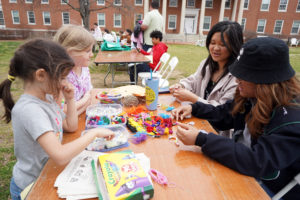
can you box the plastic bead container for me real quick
[86,104,123,129]
[81,125,129,152]
[96,92,122,104]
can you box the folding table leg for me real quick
[104,64,112,86]
[134,63,137,85]
[111,64,115,88]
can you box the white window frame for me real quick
[296,0,300,12]
[11,10,20,24]
[114,0,122,6]
[241,18,246,31]
[206,0,213,8]
[9,0,17,3]
[41,0,49,4]
[97,13,105,27]
[0,10,5,27]
[278,0,288,12]
[97,0,105,5]
[203,16,211,30]
[261,0,270,11]
[169,0,177,7]
[273,20,284,34]
[187,0,195,7]
[61,0,68,4]
[27,11,35,25]
[257,19,266,33]
[134,13,143,25]
[25,0,33,3]
[291,20,300,35]
[244,0,249,9]
[168,15,177,30]
[135,0,143,6]
[225,0,231,9]
[114,13,121,27]
[43,11,51,25]
[62,12,70,25]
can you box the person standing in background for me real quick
[141,0,163,51]
[93,23,103,45]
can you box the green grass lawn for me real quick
[0,40,299,200]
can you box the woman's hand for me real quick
[169,83,183,94]
[172,88,199,103]
[176,122,199,145]
[171,105,192,121]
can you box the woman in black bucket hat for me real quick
[171,37,300,200]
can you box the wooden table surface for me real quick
[26,89,270,200]
[94,50,151,64]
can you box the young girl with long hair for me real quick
[0,39,114,200]
[53,24,95,115]
[171,37,300,199]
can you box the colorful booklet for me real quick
[99,150,154,200]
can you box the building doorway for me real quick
[185,15,196,34]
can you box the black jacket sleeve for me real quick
[191,100,235,130]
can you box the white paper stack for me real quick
[54,150,151,200]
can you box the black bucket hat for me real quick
[229,37,295,84]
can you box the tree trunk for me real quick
[79,0,90,30]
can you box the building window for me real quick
[168,15,176,29]
[278,0,288,11]
[291,20,300,35]
[43,11,51,25]
[134,14,143,25]
[41,0,49,4]
[223,17,229,21]
[11,10,20,24]
[273,20,283,34]
[169,0,177,7]
[203,16,211,30]
[97,13,105,27]
[114,13,121,27]
[61,0,68,4]
[257,19,266,33]
[261,0,270,11]
[225,0,231,9]
[25,0,33,3]
[187,0,195,7]
[97,0,105,5]
[27,11,35,24]
[62,12,70,24]
[206,0,213,8]
[241,18,246,31]
[297,0,300,12]
[9,0,17,3]
[114,0,121,6]
[0,10,5,26]
[135,0,142,6]
[244,0,249,9]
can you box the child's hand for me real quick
[173,88,198,103]
[61,81,75,101]
[170,83,183,94]
[176,122,198,145]
[171,105,192,121]
[89,128,115,140]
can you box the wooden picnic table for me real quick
[26,89,270,200]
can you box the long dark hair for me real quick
[202,21,243,79]
[0,39,74,123]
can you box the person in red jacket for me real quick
[129,30,168,83]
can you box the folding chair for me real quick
[272,172,300,200]
[138,52,170,80]
[290,38,299,47]
[142,56,179,89]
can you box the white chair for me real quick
[272,172,300,200]
[142,56,179,89]
[138,52,170,80]
[290,38,299,47]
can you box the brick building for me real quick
[0,0,299,42]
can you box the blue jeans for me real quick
[10,177,22,200]
[129,63,151,82]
